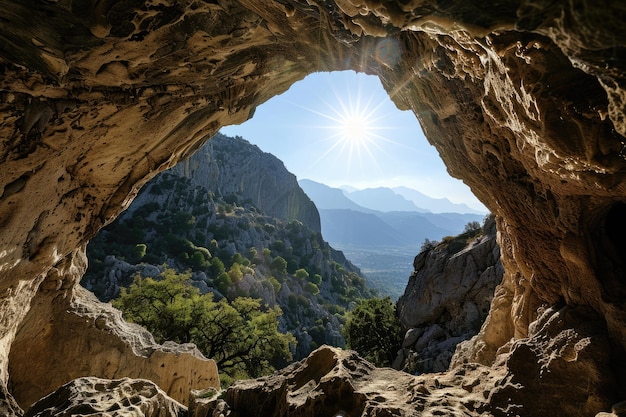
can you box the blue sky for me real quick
[221,70,487,212]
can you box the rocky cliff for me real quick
[396,216,503,374]
[2,0,626,415]
[172,133,321,233]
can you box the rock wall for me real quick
[396,217,503,373]
[1,0,626,415]
[172,133,321,233]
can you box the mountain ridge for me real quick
[84,133,375,360]
[298,179,486,248]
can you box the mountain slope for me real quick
[298,179,374,212]
[173,134,321,232]
[83,133,375,360]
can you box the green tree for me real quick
[191,250,210,270]
[294,268,309,281]
[228,263,244,283]
[131,244,147,263]
[113,268,295,380]
[210,257,225,276]
[464,221,481,233]
[270,256,287,277]
[342,297,402,367]
[304,282,320,296]
[310,274,322,286]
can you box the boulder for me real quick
[24,377,186,417]
[8,250,219,410]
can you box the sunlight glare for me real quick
[306,76,400,178]
[339,112,372,143]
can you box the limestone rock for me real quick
[173,133,321,233]
[199,325,618,417]
[396,216,503,373]
[2,0,626,414]
[487,305,617,416]
[24,377,186,417]
[199,345,502,417]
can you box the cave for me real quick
[2,0,626,416]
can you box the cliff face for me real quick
[2,0,626,415]
[396,217,503,374]
[171,133,321,233]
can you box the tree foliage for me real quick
[113,268,296,381]
[342,297,402,367]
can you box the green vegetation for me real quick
[342,297,402,367]
[420,219,486,255]
[113,268,295,384]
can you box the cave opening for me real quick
[78,67,496,384]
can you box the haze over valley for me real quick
[298,179,487,299]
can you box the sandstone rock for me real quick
[2,0,626,414]
[24,377,186,417]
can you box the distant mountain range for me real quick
[391,186,486,215]
[298,180,487,248]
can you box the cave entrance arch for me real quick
[2,0,626,414]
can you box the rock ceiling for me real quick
[1,0,626,415]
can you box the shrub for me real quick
[342,297,402,367]
[305,282,320,296]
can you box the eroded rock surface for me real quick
[199,345,502,417]
[2,0,626,415]
[25,377,186,417]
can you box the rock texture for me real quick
[172,133,321,233]
[25,377,186,417]
[1,0,626,415]
[200,345,505,417]
[396,216,503,373]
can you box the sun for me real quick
[338,111,374,143]
[314,87,394,171]
[276,71,399,178]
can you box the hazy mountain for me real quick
[299,180,485,244]
[393,186,487,214]
[318,209,410,247]
[375,211,459,243]
[298,179,373,212]
[299,180,487,299]
[339,184,358,193]
[344,187,427,213]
